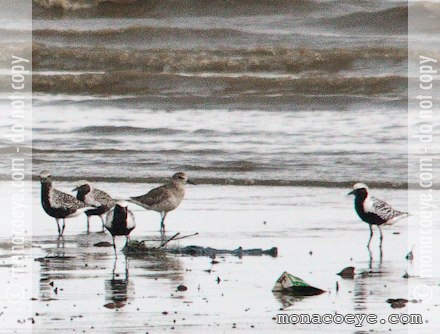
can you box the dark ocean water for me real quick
[1,0,439,187]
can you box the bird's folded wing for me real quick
[367,197,406,221]
[92,189,115,207]
[130,185,172,207]
[52,189,87,209]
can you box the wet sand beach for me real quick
[1,182,439,333]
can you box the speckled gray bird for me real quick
[129,172,195,232]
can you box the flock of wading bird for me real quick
[39,171,409,254]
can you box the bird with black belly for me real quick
[73,181,116,232]
[39,171,94,237]
[104,201,136,255]
[348,183,409,247]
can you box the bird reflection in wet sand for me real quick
[353,247,385,312]
[367,246,383,271]
[104,255,131,310]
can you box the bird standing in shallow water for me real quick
[104,201,136,255]
[128,172,195,232]
[348,183,409,247]
[73,181,116,232]
[39,171,93,237]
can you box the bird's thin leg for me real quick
[378,225,384,248]
[367,224,373,248]
[125,236,129,248]
[56,219,61,237]
[112,236,117,258]
[160,212,167,233]
[100,215,105,231]
[379,246,383,267]
[87,215,90,233]
[61,219,66,236]
[367,246,373,270]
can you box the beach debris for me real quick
[336,281,339,292]
[125,240,278,258]
[177,285,187,291]
[402,271,410,279]
[386,298,408,308]
[128,232,199,253]
[174,245,278,257]
[94,241,113,247]
[337,267,355,279]
[272,272,325,296]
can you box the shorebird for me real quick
[39,171,94,237]
[348,183,409,247]
[128,172,195,232]
[104,201,136,254]
[73,181,116,232]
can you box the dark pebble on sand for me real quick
[337,267,355,279]
[177,285,187,291]
[103,303,116,309]
[94,242,113,247]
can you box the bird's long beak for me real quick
[187,180,196,185]
[72,187,78,192]
[347,190,355,196]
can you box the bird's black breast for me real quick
[106,209,134,236]
[354,198,386,225]
[85,206,106,217]
[41,183,77,219]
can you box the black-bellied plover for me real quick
[128,172,195,232]
[104,201,136,254]
[348,183,409,247]
[39,171,94,237]
[73,181,116,232]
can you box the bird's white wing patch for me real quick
[104,209,114,229]
[127,210,136,229]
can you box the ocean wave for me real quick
[318,6,408,34]
[24,173,409,189]
[32,148,227,155]
[33,25,252,40]
[33,0,328,18]
[33,43,406,74]
[32,71,406,97]
[69,125,185,136]
[33,0,93,11]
